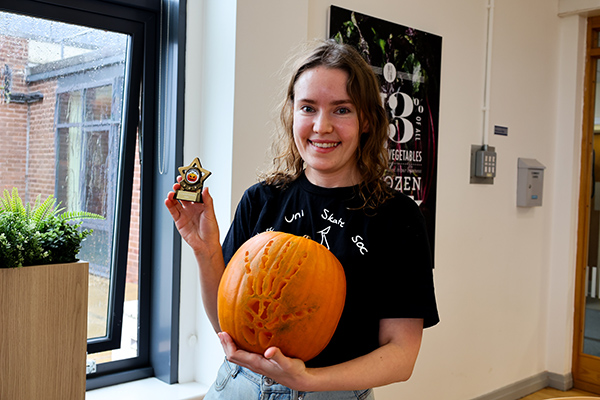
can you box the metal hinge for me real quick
[86,358,97,374]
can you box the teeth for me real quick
[311,141,339,148]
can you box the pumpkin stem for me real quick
[302,235,311,240]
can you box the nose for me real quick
[313,111,333,134]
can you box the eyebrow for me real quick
[296,98,354,106]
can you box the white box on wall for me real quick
[517,158,546,207]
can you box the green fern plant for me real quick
[0,188,104,268]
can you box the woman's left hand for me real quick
[218,332,309,390]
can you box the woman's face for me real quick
[292,66,362,188]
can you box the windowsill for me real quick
[85,378,209,400]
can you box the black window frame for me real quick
[0,0,186,389]
[55,79,123,316]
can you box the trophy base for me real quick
[174,190,202,203]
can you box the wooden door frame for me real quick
[573,15,600,393]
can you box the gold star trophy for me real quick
[174,157,212,203]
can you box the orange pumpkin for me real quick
[217,231,346,361]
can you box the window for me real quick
[56,80,126,344]
[0,0,186,389]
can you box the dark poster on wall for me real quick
[329,6,442,255]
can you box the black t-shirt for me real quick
[222,173,439,368]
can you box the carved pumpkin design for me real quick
[217,231,346,361]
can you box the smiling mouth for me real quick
[309,140,339,149]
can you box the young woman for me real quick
[165,39,439,400]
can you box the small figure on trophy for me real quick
[174,157,212,203]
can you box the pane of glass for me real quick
[56,126,80,211]
[84,129,109,215]
[585,58,600,357]
[90,141,141,363]
[85,85,112,122]
[57,91,82,124]
[0,11,139,365]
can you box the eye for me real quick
[300,105,315,113]
[335,107,352,115]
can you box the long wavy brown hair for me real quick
[261,39,392,210]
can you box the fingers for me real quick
[264,346,281,360]
[264,347,294,372]
[164,184,203,221]
[218,331,284,369]
[164,192,182,219]
[201,187,216,216]
[170,176,182,192]
[165,184,210,211]
[218,332,305,389]
[218,332,261,370]
[164,178,182,210]
[218,332,237,356]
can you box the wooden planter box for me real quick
[0,261,89,400]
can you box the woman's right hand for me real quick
[164,177,221,260]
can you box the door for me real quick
[574,16,600,393]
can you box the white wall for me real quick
[180,0,589,398]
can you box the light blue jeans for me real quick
[204,359,375,400]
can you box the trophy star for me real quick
[178,157,212,189]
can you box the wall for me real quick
[181,0,586,399]
[0,35,57,203]
[0,36,28,195]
